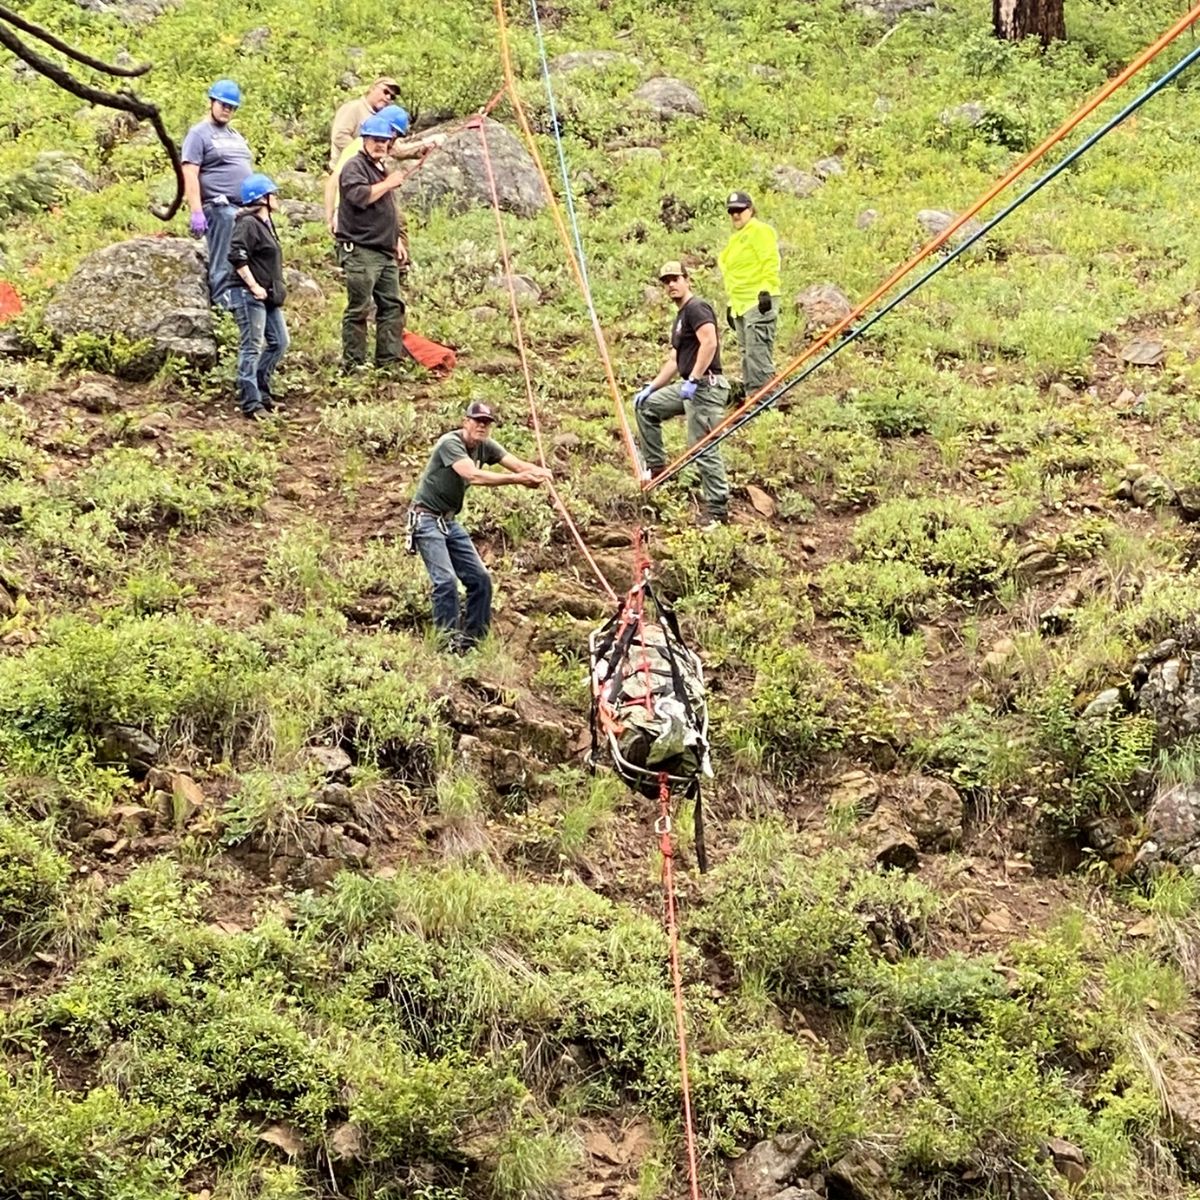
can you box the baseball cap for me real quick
[465,400,497,423]
[726,190,753,211]
[658,260,687,282]
[374,76,400,92]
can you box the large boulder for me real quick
[795,283,852,332]
[398,117,544,218]
[1135,639,1200,745]
[549,50,630,73]
[43,237,215,369]
[634,77,705,120]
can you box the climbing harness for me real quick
[588,569,711,871]
[646,0,1200,492]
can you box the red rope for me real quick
[473,115,618,605]
[658,772,703,1200]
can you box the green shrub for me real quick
[818,559,943,633]
[852,497,1012,597]
[0,813,70,952]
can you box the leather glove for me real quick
[679,380,698,400]
[726,307,735,331]
[757,290,772,314]
[189,210,208,236]
[633,384,655,408]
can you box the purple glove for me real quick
[679,379,698,400]
[188,210,208,236]
[633,384,654,409]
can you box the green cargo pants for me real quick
[733,297,778,395]
[339,242,405,369]
[635,376,730,519]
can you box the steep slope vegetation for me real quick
[4,1,1200,1198]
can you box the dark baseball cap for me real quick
[726,190,753,211]
[465,400,497,423]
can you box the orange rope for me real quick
[649,0,1200,487]
[658,772,703,1200]
[473,116,619,605]
[493,0,643,485]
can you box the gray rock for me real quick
[827,1146,895,1199]
[1120,336,1165,367]
[1130,471,1177,509]
[1138,783,1200,866]
[1081,687,1123,722]
[279,199,325,226]
[469,305,500,322]
[338,72,361,91]
[1138,652,1200,745]
[856,209,879,229]
[812,156,845,178]
[240,25,270,51]
[44,237,215,369]
[489,272,541,305]
[730,1134,814,1200]
[72,0,179,24]
[398,117,545,218]
[772,165,822,198]
[633,77,705,120]
[98,724,160,776]
[857,0,934,24]
[900,777,963,851]
[774,1191,821,1200]
[33,151,98,195]
[0,331,26,358]
[283,267,324,301]
[750,64,783,81]
[795,283,852,331]
[549,50,628,73]
[69,379,120,413]
[307,745,353,777]
[861,801,919,872]
[917,208,987,250]
[941,101,986,127]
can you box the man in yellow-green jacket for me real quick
[716,190,781,396]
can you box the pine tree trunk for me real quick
[993,0,1066,45]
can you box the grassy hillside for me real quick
[5,0,1200,1197]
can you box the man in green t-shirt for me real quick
[409,401,552,650]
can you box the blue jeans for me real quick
[413,514,493,647]
[203,200,237,309]
[229,289,289,413]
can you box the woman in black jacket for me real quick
[227,173,289,420]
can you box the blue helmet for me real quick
[359,113,397,139]
[208,79,242,107]
[375,104,410,136]
[240,173,278,205]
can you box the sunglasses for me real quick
[727,207,748,215]
[382,88,396,98]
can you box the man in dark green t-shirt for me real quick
[410,400,552,650]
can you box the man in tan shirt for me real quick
[329,76,399,169]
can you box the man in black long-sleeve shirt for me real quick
[335,113,407,371]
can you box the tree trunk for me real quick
[993,0,1066,45]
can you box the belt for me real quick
[411,504,448,517]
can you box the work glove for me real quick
[679,380,698,400]
[633,384,655,408]
[726,307,735,331]
[188,210,208,236]
[757,290,772,315]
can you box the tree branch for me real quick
[0,3,150,77]
[0,20,183,220]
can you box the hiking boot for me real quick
[699,510,728,532]
[242,406,268,422]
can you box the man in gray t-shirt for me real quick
[182,80,255,310]
[409,400,551,651]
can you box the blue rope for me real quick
[649,39,1200,490]
[528,0,596,301]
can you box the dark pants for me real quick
[202,200,236,309]
[413,513,493,648]
[229,288,289,414]
[339,243,405,368]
